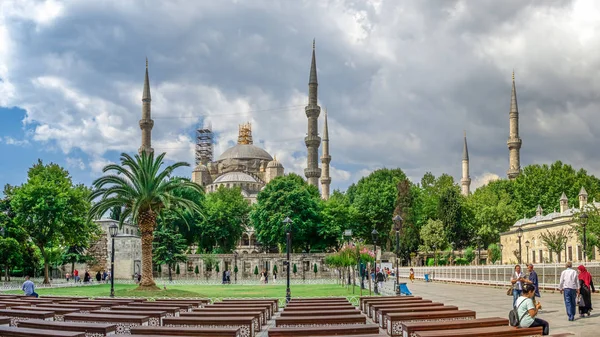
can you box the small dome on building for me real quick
[193,164,208,172]
[213,172,259,183]
[217,144,273,161]
[267,156,283,168]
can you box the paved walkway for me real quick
[381,279,597,337]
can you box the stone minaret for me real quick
[461,131,471,196]
[304,39,322,187]
[579,186,588,208]
[139,59,154,155]
[560,192,569,213]
[320,108,331,200]
[507,71,521,179]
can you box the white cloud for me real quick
[89,156,114,175]
[472,172,501,190]
[2,136,29,146]
[65,157,86,170]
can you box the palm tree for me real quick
[89,152,203,289]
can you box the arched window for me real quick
[242,234,250,246]
[250,234,257,247]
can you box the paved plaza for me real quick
[380,279,596,336]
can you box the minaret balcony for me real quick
[139,119,154,129]
[304,167,322,178]
[507,168,520,179]
[305,105,321,118]
[506,137,521,149]
[305,135,321,147]
[320,177,332,185]
[320,156,331,164]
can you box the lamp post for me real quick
[393,215,402,294]
[580,212,588,263]
[371,229,379,294]
[344,229,352,286]
[433,245,437,266]
[108,224,118,298]
[283,217,293,303]
[499,243,504,265]
[516,227,523,265]
[301,250,307,282]
[525,240,530,264]
[234,251,238,284]
[476,236,481,265]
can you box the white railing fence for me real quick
[397,262,600,290]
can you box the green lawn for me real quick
[3,283,368,300]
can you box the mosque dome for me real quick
[213,172,259,183]
[193,164,208,172]
[267,157,283,168]
[217,144,273,162]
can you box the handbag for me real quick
[577,294,584,307]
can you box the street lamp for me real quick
[344,229,352,286]
[393,215,403,294]
[516,227,523,265]
[301,250,307,282]
[525,240,530,264]
[499,243,504,265]
[371,229,379,294]
[282,217,293,303]
[234,251,238,284]
[476,236,481,265]
[108,224,118,298]
[580,212,588,263]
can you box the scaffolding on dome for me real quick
[237,122,253,145]
[195,123,214,165]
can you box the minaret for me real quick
[507,71,521,179]
[320,108,331,200]
[304,39,322,187]
[139,58,154,155]
[579,186,588,208]
[461,131,471,196]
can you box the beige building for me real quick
[500,187,597,265]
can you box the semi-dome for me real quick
[213,172,259,183]
[217,144,273,161]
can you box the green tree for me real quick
[417,173,456,226]
[539,228,572,263]
[159,183,204,247]
[60,245,93,275]
[0,237,22,281]
[348,169,407,248]
[175,264,180,275]
[487,243,502,264]
[320,190,355,251]
[313,263,318,276]
[194,265,199,276]
[10,160,95,284]
[250,174,321,251]
[199,187,250,253]
[152,226,188,281]
[419,219,447,253]
[293,264,297,275]
[89,152,203,289]
[273,265,278,274]
[463,247,476,264]
[394,179,420,260]
[437,187,471,248]
[254,265,259,276]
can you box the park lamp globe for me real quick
[393,215,403,232]
[516,227,523,238]
[371,229,379,243]
[580,212,588,227]
[109,224,118,238]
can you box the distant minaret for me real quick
[507,71,521,179]
[461,131,471,196]
[320,108,331,200]
[139,59,154,155]
[304,39,322,187]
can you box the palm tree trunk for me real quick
[138,210,159,290]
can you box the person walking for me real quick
[516,284,550,335]
[409,268,415,283]
[559,261,580,321]
[73,269,80,283]
[511,265,526,307]
[376,268,385,294]
[577,265,595,317]
[95,271,101,283]
[527,264,540,299]
[83,270,91,283]
[22,276,38,298]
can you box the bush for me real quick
[194,265,199,275]
[426,258,435,266]
[175,264,180,275]
[273,265,278,274]
[454,257,470,265]
[234,265,238,273]
[254,265,259,276]
[464,247,476,264]
[313,263,318,274]
[293,264,297,274]
[215,264,220,273]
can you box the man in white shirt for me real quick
[558,261,580,321]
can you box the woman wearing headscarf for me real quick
[577,265,595,317]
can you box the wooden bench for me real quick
[15,298,55,304]
[151,299,208,308]
[401,317,509,337]
[130,326,241,337]
[18,320,117,336]
[368,300,434,318]
[414,326,543,337]
[0,326,85,337]
[290,297,347,301]
[286,301,350,307]
[0,309,54,327]
[11,306,80,322]
[0,301,30,308]
[209,303,272,319]
[275,315,366,328]
[268,323,380,337]
[360,295,410,310]
[221,298,279,312]
[279,309,360,317]
[127,302,192,313]
[0,317,9,326]
[59,301,117,310]
[36,303,103,313]
[385,310,476,337]
[111,305,180,317]
[90,309,166,327]
[192,307,265,326]
[378,305,458,328]
[362,297,422,314]
[64,313,149,335]
[282,305,355,313]
[163,316,255,337]
[180,311,262,332]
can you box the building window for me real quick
[187,261,194,272]
[568,246,573,261]
[539,250,543,263]
[532,251,536,264]
[577,245,583,261]
[592,247,597,261]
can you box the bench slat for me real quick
[402,317,508,336]
[268,323,380,337]
[131,326,241,336]
[415,326,543,337]
[17,320,117,334]
[0,326,85,337]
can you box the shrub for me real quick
[175,264,180,275]
[254,265,259,276]
[194,265,199,275]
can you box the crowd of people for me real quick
[65,269,111,284]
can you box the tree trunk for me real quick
[40,247,50,284]
[71,262,75,275]
[138,210,159,290]
[168,264,173,282]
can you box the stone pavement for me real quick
[381,279,597,337]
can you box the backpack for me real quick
[508,298,529,327]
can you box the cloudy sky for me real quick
[2,0,600,193]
